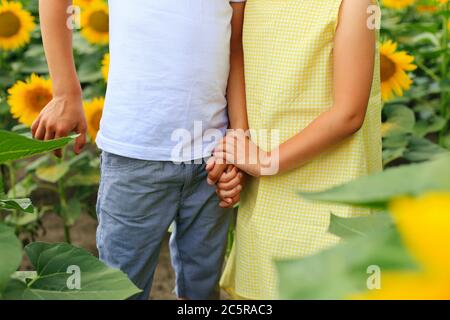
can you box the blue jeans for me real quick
[96,151,231,300]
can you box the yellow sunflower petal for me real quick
[80,0,109,45]
[7,74,53,127]
[0,0,35,51]
[83,97,104,141]
[389,192,450,275]
[380,40,416,101]
[351,272,450,300]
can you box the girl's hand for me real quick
[213,131,276,177]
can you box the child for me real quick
[209,0,382,299]
[34,0,246,299]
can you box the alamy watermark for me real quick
[66,265,81,290]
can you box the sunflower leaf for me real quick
[0,130,76,164]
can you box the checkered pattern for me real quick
[220,0,382,300]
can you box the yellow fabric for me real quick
[220,0,382,300]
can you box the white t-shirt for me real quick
[96,0,245,162]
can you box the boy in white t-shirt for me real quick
[34,0,247,299]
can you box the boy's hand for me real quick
[216,166,244,208]
[31,93,87,157]
[206,159,228,185]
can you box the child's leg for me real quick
[96,152,183,300]
[170,163,231,300]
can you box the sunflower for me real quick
[380,40,417,101]
[0,0,35,51]
[383,0,416,9]
[80,0,109,45]
[83,97,104,141]
[73,0,95,8]
[353,192,450,300]
[416,0,449,12]
[101,52,109,82]
[7,74,52,127]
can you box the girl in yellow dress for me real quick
[209,0,382,299]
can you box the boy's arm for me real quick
[207,2,248,186]
[32,0,86,155]
[227,2,249,132]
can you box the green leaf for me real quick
[62,198,81,226]
[3,242,141,300]
[0,130,75,164]
[0,224,22,293]
[382,104,415,138]
[10,271,37,283]
[404,137,448,163]
[25,155,51,172]
[414,116,447,137]
[36,163,70,183]
[382,147,406,166]
[7,175,37,198]
[383,133,410,149]
[328,213,393,239]
[276,226,416,300]
[4,211,39,227]
[78,57,103,83]
[300,154,450,208]
[0,198,34,213]
[66,171,100,187]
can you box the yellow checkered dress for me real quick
[220,0,382,299]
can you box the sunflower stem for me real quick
[415,58,440,82]
[5,161,19,223]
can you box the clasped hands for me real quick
[206,130,272,208]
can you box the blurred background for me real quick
[0,0,449,300]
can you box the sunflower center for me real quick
[26,87,52,113]
[0,11,22,38]
[88,10,109,33]
[380,54,397,82]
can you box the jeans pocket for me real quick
[101,151,145,172]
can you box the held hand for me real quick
[216,166,244,208]
[31,93,87,157]
[206,158,228,185]
[213,131,275,177]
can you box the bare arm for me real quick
[207,2,247,206]
[32,0,86,154]
[227,2,248,132]
[274,0,376,174]
[214,0,376,177]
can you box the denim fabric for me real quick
[96,151,230,300]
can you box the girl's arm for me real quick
[275,0,375,174]
[215,0,376,176]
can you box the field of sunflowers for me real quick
[0,0,449,300]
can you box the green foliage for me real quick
[277,213,416,300]
[0,224,22,294]
[3,242,141,300]
[381,3,450,164]
[279,155,450,300]
[299,153,450,208]
[0,129,139,301]
[0,130,75,164]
